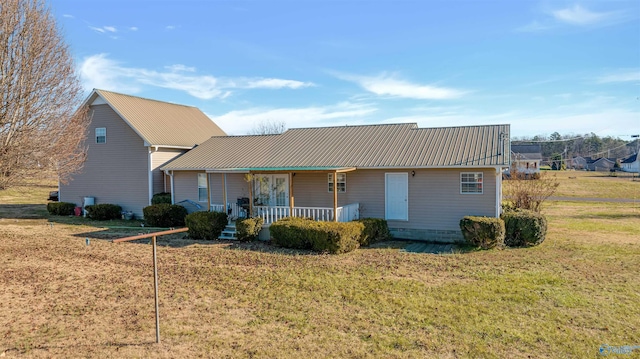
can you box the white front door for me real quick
[385,173,408,221]
[255,174,289,206]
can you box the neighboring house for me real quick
[60,89,226,217]
[571,156,591,170]
[510,144,542,174]
[162,123,511,243]
[587,157,616,172]
[621,154,639,173]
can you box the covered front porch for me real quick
[205,167,360,225]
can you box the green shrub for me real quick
[459,216,505,249]
[502,209,548,247]
[185,211,228,240]
[151,192,172,205]
[143,204,188,227]
[236,217,264,241]
[269,217,311,249]
[355,218,391,246]
[85,204,122,220]
[46,202,76,216]
[270,217,364,254]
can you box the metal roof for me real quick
[162,123,510,171]
[88,89,227,147]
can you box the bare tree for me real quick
[249,119,286,135]
[0,0,89,190]
[503,169,560,212]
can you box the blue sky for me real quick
[51,0,639,138]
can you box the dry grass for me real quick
[1,180,639,358]
[516,170,640,199]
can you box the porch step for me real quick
[219,223,237,240]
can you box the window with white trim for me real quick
[460,172,483,194]
[197,173,208,202]
[328,173,346,193]
[95,127,106,144]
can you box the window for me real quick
[198,173,208,202]
[328,173,346,193]
[460,172,483,194]
[95,127,106,144]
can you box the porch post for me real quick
[222,173,227,211]
[248,173,253,217]
[333,170,338,222]
[289,172,294,218]
[206,173,211,211]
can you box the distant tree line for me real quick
[512,132,637,164]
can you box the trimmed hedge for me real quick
[270,217,364,254]
[502,209,548,247]
[47,202,76,216]
[236,217,264,241]
[143,204,188,227]
[459,216,505,249]
[185,211,228,240]
[355,218,391,246]
[85,204,122,220]
[151,192,172,205]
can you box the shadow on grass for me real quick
[223,240,321,256]
[0,204,48,219]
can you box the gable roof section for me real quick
[163,123,510,171]
[511,144,542,161]
[622,154,637,164]
[87,89,226,148]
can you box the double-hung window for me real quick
[198,173,208,202]
[460,172,483,194]
[95,127,106,144]
[328,173,346,193]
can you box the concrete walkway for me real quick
[402,242,459,254]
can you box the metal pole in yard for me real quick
[152,235,160,344]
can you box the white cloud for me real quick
[208,102,377,135]
[552,4,611,25]
[166,25,177,30]
[129,26,138,31]
[243,78,313,89]
[519,4,630,32]
[165,64,196,72]
[333,72,466,100]
[596,69,640,83]
[89,26,105,33]
[89,25,117,34]
[63,14,74,19]
[79,54,315,99]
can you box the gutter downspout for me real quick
[148,148,154,205]
[164,170,175,204]
[495,167,501,218]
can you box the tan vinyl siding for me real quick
[172,171,201,205]
[292,172,350,208]
[346,169,496,231]
[151,148,185,195]
[294,169,496,231]
[59,104,149,217]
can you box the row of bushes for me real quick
[47,202,76,216]
[459,209,547,249]
[46,202,123,220]
[269,217,391,254]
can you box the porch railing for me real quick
[212,202,360,224]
